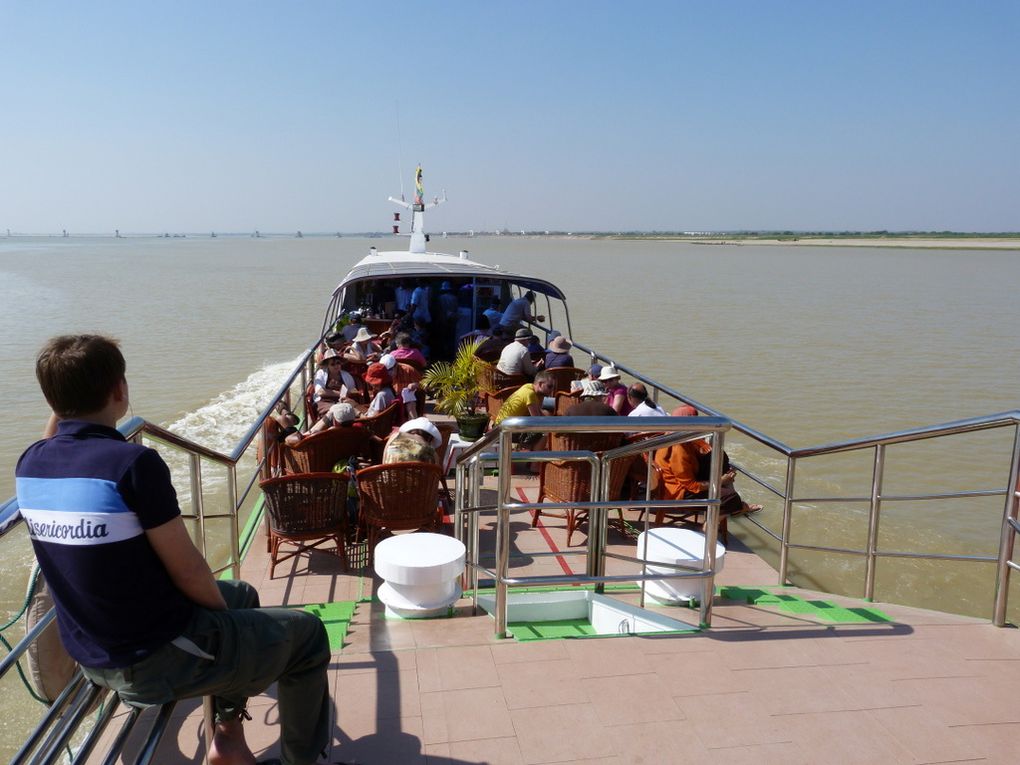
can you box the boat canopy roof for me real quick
[331,249,567,301]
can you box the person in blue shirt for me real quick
[16,335,331,765]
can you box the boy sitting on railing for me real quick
[16,335,333,765]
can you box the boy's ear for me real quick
[111,378,129,403]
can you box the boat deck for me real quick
[120,475,1020,765]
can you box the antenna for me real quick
[395,102,405,201]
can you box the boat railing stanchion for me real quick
[778,457,797,586]
[585,455,604,586]
[699,430,724,628]
[470,454,483,609]
[864,444,886,601]
[495,428,514,638]
[189,453,207,559]
[227,463,240,579]
[993,424,1020,625]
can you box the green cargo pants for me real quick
[82,580,330,765]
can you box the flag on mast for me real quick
[414,165,424,206]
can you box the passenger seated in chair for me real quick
[284,402,363,446]
[570,363,608,400]
[654,405,762,517]
[474,325,511,364]
[343,327,380,363]
[626,383,667,417]
[314,348,359,415]
[380,353,421,419]
[359,362,396,417]
[382,417,442,465]
[494,370,556,449]
[497,328,544,377]
[389,332,428,369]
[544,334,575,369]
[16,335,331,765]
[599,365,632,415]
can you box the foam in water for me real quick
[158,355,304,501]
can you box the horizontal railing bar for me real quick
[793,489,1006,504]
[790,410,1020,458]
[732,468,786,497]
[0,607,55,680]
[873,550,997,563]
[570,338,790,453]
[1008,560,1020,572]
[70,691,122,764]
[786,542,867,556]
[500,571,713,587]
[499,415,731,435]
[740,515,783,542]
[504,499,721,512]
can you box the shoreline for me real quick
[603,235,1020,250]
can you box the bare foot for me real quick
[740,503,763,515]
[208,718,257,765]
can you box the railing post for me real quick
[864,444,886,601]
[495,429,513,638]
[227,463,240,579]
[189,454,207,559]
[585,457,604,584]
[778,456,797,586]
[993,425,1020,625]
[700,429,723,628]
[470,455,483,606]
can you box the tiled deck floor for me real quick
[116,476,1020,764]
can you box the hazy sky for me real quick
[2,2,1017,233]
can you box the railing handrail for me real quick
[569,339,1020,461]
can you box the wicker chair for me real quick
[259,472,349,578]
[553,390,582,415]
[544,367,586,393]
[535,431,636,546]
[484,385,520,425]
[282,426,372,474]
[476,362,526,394]
[356,462,445,562]
[360,400,401,439]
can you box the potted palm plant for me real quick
[421,337,490,441]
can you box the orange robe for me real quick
[653,441,703,499]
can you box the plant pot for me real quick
[455,413,489,442]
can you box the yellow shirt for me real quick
[494,384,540,425]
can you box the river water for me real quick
[1,234,1019,751]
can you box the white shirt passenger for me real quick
[496,341,538,376]
[627,400,667,417]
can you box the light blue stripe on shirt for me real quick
[15,476,130,515]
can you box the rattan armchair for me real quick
[545,367,585,392]
[484,385,520,425]
[476,362,526,394]
[535,431,636,546]
[259,472,350,578]
[356,462,445,562]
[282,426,372,474]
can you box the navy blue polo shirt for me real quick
[16,420,195,668]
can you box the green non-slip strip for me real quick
[302,601,358,651]
[718,586,893,623]
[508,619,597,641]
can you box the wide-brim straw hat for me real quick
[353,327,377,344]
[598,364,621,382]
[398,417,442,448]
[320,348,342,365]
[548,336,572,353]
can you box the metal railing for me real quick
[453,415,732,638]
[566,336,1020,625]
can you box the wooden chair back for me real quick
[544,367,585,393]
[282,426,371,474]
[553,390,582,416]
[356,461,445,559]
[259,472,349,577]
[360,400,401,439]
[484,385,520,423]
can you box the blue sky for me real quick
[1,1,1017,232]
